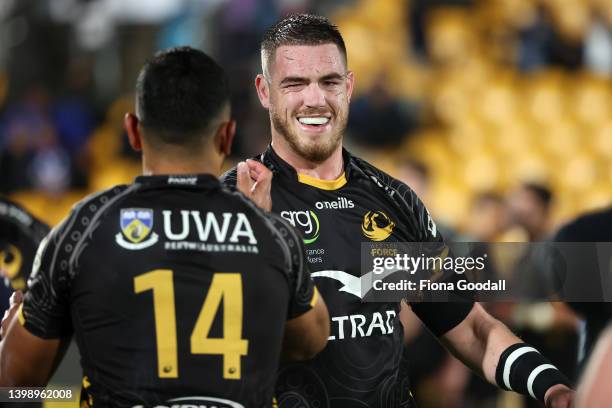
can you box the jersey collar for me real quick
[261,145,355,191]
[134,173,220,189]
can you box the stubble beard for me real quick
[270,108,346,164]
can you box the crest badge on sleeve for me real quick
[116,208,159,250]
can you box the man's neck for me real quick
[271,139,344,180]
[142,151,220,177]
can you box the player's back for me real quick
[22,174,313,408]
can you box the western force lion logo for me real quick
[361,210,395,241]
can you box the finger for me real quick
[9,290,23,307]
[246,160,271,180]
[245,159,263,175]
[251,167,272,193]
[236,162,254,195]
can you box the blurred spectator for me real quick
[517,4,583,71]
[465,192,507,242]
[395,158,429,198]
[348,75,417,149]
[395,158,462,241]
[507,182,553,241]
[408,0,474,60]
[0,85,66,193]
[29,130,71,194]
[0,132,34,193]
[584,10,612,76]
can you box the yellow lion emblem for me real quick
[362,211,395,241]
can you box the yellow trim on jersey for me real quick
[310,287,319,307]
[297,172,347,190]
[17,304,25,326]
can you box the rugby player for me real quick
[222,14,574,407]
[0,197,49,314]
[0,46,329,407]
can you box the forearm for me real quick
[441,303,573,406]
[441,303,520,384]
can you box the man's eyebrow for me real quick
[319,73,345,81]
[280,76,309,85]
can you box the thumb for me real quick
[10,290,23,307]
[236,162,254,196]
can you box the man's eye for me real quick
[285,83,303,88]
[324,81,340,87]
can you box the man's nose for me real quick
[303,82,326,108]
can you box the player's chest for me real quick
[271,183,410,266]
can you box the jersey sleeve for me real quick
[267,213,316,319]
[20,218,74,339]
[410,302,475,336]
[408,199,475,335]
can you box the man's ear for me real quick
[214,119,236,157]
[124,113,142,151]
[345,71,355,103]
[255,74,270,109]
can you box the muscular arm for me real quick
[0,304,68,386]
[282,288,330,361]
[440,303,572,406]
[440,303,518,382]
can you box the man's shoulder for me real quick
[47,184,134,249]
[348,153,424,212]
[348,151,441,241]
[555,207,612,242]
[0,196,50,239]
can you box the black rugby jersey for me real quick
[0,197,49,311]
[222,146,474,408]
[554,207,612,366]
[19,174,315,408]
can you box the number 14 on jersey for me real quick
[134,270,249,380]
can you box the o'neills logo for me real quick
[315,196,354,210]
[362,210,395,241]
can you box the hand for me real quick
[1,290,23,339]
[545,384,574,408]
[236,159,273,212]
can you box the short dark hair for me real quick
[261,14,347,76]
[522,182,553,208]
[136,46,230,147]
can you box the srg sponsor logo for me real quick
[280,210,320,244]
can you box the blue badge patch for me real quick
[120,208,153,243]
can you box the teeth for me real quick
[298,117,330,125]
